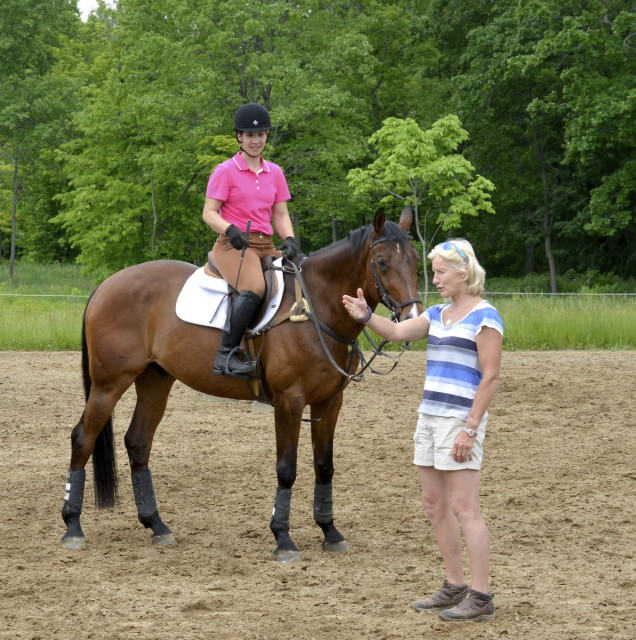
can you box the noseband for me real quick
[370,237,421,320]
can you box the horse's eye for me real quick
[376,257,387,269]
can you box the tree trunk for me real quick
[543,216,558,294]
[150,174,157,250]
[535,127,558,293]
[524,242,536,274]
[411,201,429,306]
[9,157,19,280]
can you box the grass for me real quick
[1,262,635,351]
[360,293,636,351]
[0,296,88,350]
[0,263,94,350]
[491,294,636,350]
[0,263,97,295]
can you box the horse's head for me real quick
[367,206,422,321]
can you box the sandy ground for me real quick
[0,350,634,640]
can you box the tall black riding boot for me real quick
[213,290,262,378]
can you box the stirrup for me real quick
[214,347,253,379]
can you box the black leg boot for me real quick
[213,290,262,378]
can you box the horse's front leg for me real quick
[269,394,304,562]
[125,368,176,545]
[311,394,349,553]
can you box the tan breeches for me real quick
[212,233,281,298]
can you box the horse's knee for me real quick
[314,457,334,484]
[275,462,296,488]
[70,421,85,448]
[69,420,96,467]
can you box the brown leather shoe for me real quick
[413,579,469,611]
[439,588,495,622]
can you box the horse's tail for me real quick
[82,290,119,509]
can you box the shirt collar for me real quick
[232,152,271,173]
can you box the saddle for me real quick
[203,252,281,326]
[175,253,311,405]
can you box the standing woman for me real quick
[342,239,503,622]
[202,103,299,378]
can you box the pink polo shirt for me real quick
[205,152,292,235]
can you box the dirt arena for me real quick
[0,350,634,639]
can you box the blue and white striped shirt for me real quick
[417,301,504,420]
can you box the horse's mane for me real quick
[310,220,410,258]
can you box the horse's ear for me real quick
[398,204,413,232]
[373,208,386,234]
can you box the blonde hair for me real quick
[427,238,486,295]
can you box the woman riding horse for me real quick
[202,103,299,378]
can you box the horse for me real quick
[61,207,422,561]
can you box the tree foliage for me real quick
[2,0,635,284]
[0,0,80,273]
[431,0,636,288]
[347,115,495,297]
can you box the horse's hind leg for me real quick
[125,364,176,545]
[62,383,131,549]
[311,395,349,553]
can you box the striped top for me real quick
[417,300,504,420]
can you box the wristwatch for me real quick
[462,426,477,437]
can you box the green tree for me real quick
[54,0,393,275]
[0,0,80,275]
[19,11,117,263]
[440,0,636,285]
[54,0,220,278]
[554,4,636,276]
[347,115,495,301]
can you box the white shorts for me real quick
[413,413,487,471]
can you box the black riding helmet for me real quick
[233,103,271,132]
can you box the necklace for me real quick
[444,305,454,326]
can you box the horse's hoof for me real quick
[152,533,176,546]
[61,535,86,550]
[275,548,301,563]
[322,540,349,553]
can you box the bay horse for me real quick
[61,207,421,561]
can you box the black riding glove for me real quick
[225,224,249,251]
[277,236,301,259]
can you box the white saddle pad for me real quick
[175,258,285,332]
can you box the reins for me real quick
[282,257,365,382]
[246,232,420,421]
[274,233,419,382]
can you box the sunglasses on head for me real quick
[437,241,469,264]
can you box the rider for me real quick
[202,103,300,378]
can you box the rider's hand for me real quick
[225,224,249,251]
[276,236,302,259]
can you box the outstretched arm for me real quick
[342,288,429,342]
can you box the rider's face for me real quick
[238,131,268,156]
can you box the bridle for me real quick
[260,235,421,422]
[278,234,421,381]
[369,237,422,320]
